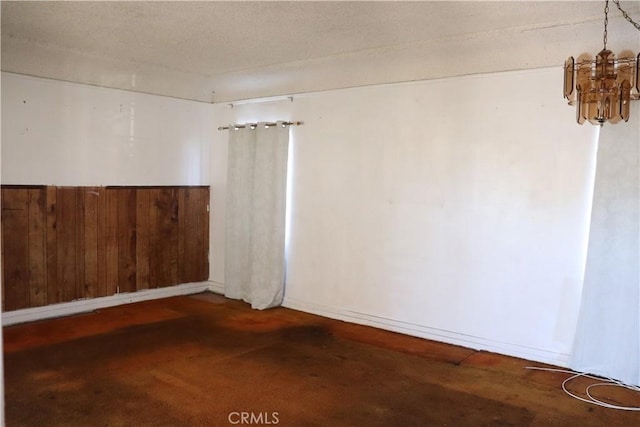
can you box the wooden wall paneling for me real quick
[1,188,31,310]
[2,185,210,312]
[27,188,47,307]
[56,187,79,303]
[83,187,100,299]
[104,188,119,296]
[117,188,137,293]
[136,189,151,290]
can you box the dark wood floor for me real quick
[3,293,639,426]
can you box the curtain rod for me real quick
[217,121,303,131]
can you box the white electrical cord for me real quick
[525,366,640,411]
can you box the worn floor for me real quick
[3,293,639,426]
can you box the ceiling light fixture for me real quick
[564,0,640,125]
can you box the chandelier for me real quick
[563,0,640,125]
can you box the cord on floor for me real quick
[525,366,640,411]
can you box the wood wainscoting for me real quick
[1,186,209,312]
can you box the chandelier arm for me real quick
[612,0,640,31]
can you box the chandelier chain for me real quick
[612,0,640,31]
[604,0,609,49]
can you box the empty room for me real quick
[1,1,640,425]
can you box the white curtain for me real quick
[224,122,290,309]
[570,117,640,386]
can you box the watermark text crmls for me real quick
[228,411,280,425]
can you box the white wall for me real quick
[1,72,212,186]
[211,67,599,365]
[0,68,605,367]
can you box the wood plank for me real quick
[135,189,151,290]
[156,188,171,287]
[83,187,100,299]
[75,188,86,300]
[168,189,180,286]
[1,190,4,310]
[1,189,30,310]
[180,187,210,283]
[183,188,199,283]
[148,189,159,289]
[200,187,210,281]
[117,188,137,293]
[56,188,78,303]
[177,188,186,283]
[95,187,108,297]
[45,187,58,304]
[27,188,47,307]
[104,188,119,296]
[157,188,179,287]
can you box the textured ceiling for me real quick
[2,1,640,102]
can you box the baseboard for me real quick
[208,281,225,294]
[2,281,212,326]
[282,296,570,368]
